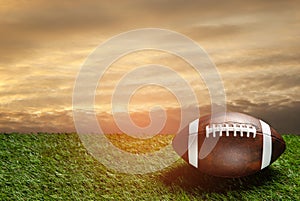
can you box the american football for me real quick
[172,112,286,178]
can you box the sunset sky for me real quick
[0,0,299,134]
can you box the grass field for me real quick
[0,133,299,200]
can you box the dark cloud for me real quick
[2,99,298,135]
[259,74,300,91]
[218,49,300,69]
[228,100,300,134]
[224,69,300,91]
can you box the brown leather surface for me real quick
[197,133,263,177]
[172,112,286,178]
[271,135,286,164]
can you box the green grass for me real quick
[0,133,299,200]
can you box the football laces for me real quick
[205,123,257,138]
